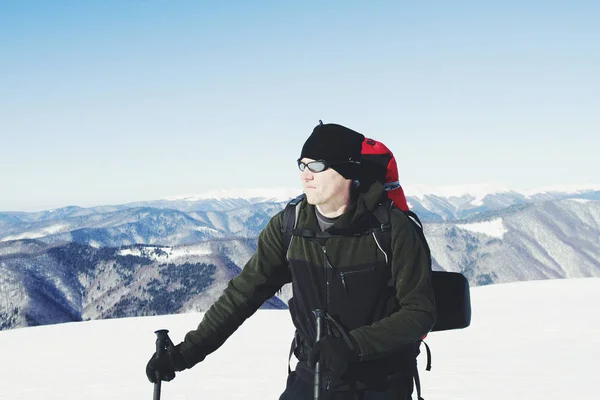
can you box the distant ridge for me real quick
[163,187,302,203]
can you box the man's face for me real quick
[299,158,352,206]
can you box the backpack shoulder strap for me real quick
[282,193,305,375]
[371,199,394,262]
[404,210,432,268]
[371,199,432,267]
[405,210,424,231]
[282,194,305,254]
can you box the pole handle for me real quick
[153,329,170,400]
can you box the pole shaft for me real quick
[153,381,162,400]
[313,309,324,400]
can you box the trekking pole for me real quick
[153,329,170,400]
[312,309,324,400]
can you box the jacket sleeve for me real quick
[177,211,291,368]
[349,210,436,361]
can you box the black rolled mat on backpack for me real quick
[430,271,472,332]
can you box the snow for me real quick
[404,184,512,201]
[164,188,303,203]
[118,248,143,257]
[403,183,600,207]
[118,245,212,261]
[567,198,592,204]
[523,184,600,196]
[455,218,508,239]
[0,278,598,399]
[167,245,212,260]
[1,224,69,242]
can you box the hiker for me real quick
[146,122,437,399]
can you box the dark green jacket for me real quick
[178,182,436,388]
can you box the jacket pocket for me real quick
[332,263,393,331]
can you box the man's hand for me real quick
[308,335,359,378]
[146,344,187,383]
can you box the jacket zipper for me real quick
[322,244,333,390]
[322,245,331,310]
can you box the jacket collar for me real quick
[299,182,386,233]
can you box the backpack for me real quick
[282,136,472,399]
[361,137,409,211]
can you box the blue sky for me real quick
[1,0,598,212]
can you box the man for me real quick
[146,122,436,399]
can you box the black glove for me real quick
[146,343,188,383]
[308,335,359,378]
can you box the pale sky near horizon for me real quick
[1,1,598,212]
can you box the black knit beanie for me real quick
[300,122,365,180]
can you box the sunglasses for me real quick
[297,159,330,173]
[297,158,361,173]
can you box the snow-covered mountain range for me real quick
[1,184,599,330]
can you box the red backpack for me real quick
[360,137,409,211]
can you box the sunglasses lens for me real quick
[298,159,328,173]
[308,161,327,172]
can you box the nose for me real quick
[300,167,314,181]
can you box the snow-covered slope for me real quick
[425,198,600,285]
[404,183,600,220]
[0,239,284,330]
[0,278,597,400]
